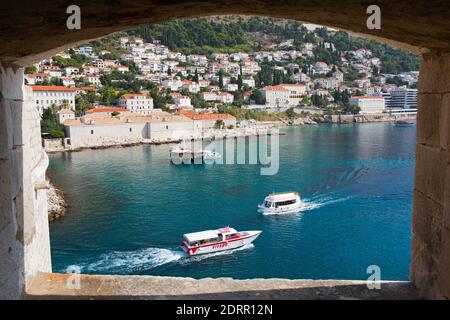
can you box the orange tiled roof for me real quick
[262,85,289,91]
[76,86,96,91]
[180,110,235,120]
[351,96,384,99]
[121,93,151,99]
[30,85,77,92]
[86,107,127,113]
[26,73,51,78]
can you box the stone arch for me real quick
[1,0,450,300]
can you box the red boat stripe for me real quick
[183,234,256,250]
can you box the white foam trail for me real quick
[79,247,185,273]
[300,195,353,212]
[67,243,255,274]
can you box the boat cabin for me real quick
[183,227,239,247]
[262,192,300,209]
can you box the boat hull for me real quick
[258,202,303,215]
[182,231,261,256]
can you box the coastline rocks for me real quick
[47,183,67,222]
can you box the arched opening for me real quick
[1,1,450,300]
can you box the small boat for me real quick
[394,120,414,126]
[258,191,302,215]
[181,226,262,256]
[201,150,222,161]
[169,145,221,164]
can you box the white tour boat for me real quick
[181,226,262,256]
[258,191,302,215]
[169,145,221,164]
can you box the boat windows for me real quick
[225,233,239,240]
[275,199,297,207]
[199,236,222,245]
[263,201,273,208]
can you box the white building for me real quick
[201,92,218,101]
[312,61,330,75]
[117,93,154,115]
[31,85,76,115]
[162,79,183,91]
[261,84,307,107]
[39,66,62,78]
[172,93,192,107]
[25,73,51,85]
[217,92,234,104]
[56,108,76,124]
[242,78,255,88]
[225,83,239,92]
[382,87,418,110]
[314,78,340,90]
[60,77,75,87]
[182,80,200,93]
[84,73,101,86]
[261,85,290,107]
[349,96,385,114]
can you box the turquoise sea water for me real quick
[48,122,416,280]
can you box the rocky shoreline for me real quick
[47,183,67,221]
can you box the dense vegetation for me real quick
[40,106,65,138]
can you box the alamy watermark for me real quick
[66,5,81,30]
[366,5,381,30]
[169,126,280,176]
[366,265,381,289]
[66,265,81,290]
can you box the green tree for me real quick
[250,89,265,105]
[285,107,297,119]
[214,119,225,129]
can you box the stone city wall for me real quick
[410,51,450,299]
[0,64,51,299]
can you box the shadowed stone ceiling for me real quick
[1,0,450,65]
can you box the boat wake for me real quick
[75,247,185,273]
[64,243,255,274]
[300,195,353,212]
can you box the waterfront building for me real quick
[63,110,236,149]
[349,96,386,114]
[261,85,290,107]
[262,84,306,107]
[382,87,418,110]
[56,109,75,124]
[180,110,237,128]
[117,93,154,115]
[85,107,127,116]
[31,85,76,115]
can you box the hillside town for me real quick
[25,20,419,151]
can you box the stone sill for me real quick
[25,272,420,300]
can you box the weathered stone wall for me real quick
[0,63,51,299]
[411,51,450,299]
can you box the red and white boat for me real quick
[181,226,262,256]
